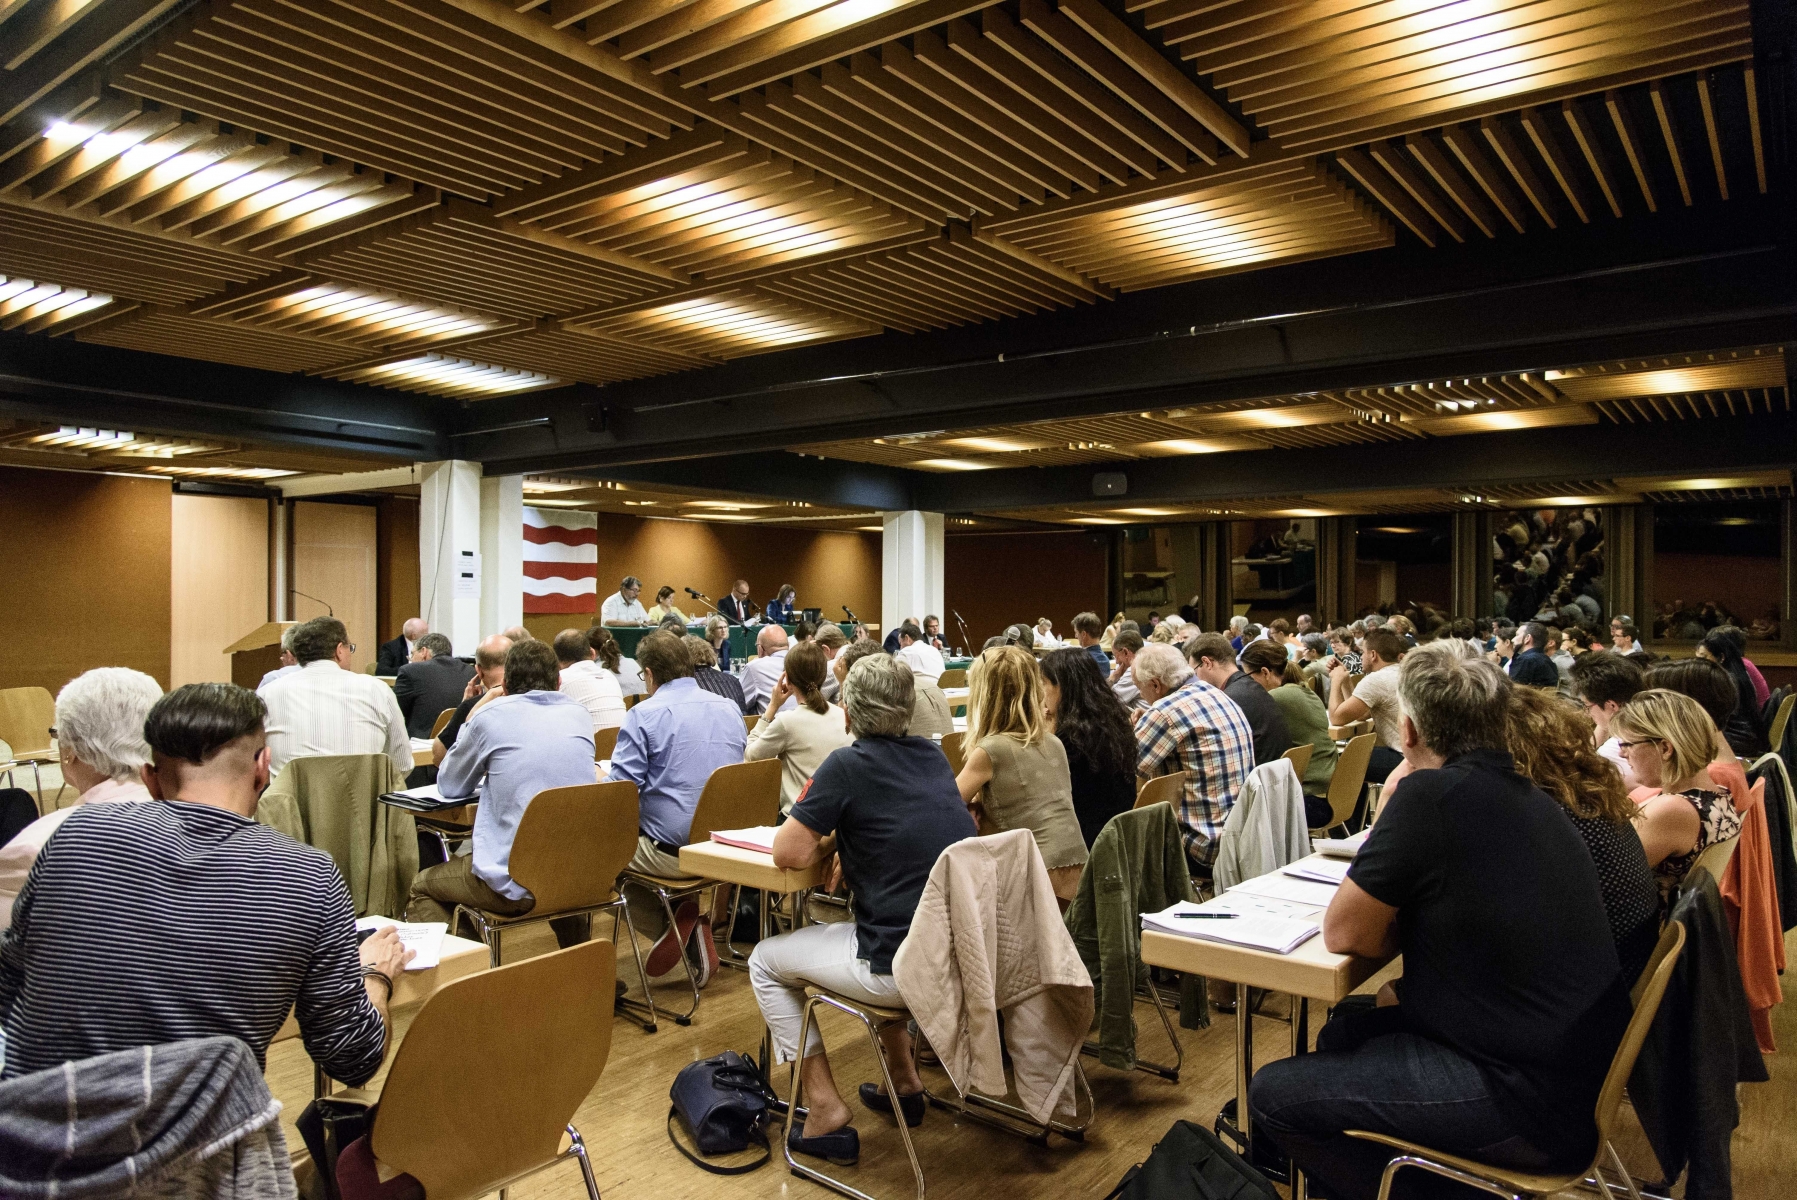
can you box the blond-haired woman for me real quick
[954,645,1086,903]
[746,640,853,813]
[1100,611,1126,652]
[1611,688,1743,904]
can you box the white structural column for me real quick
[880,510,944,635]
[480,473,524,638]
[419,460,482,654]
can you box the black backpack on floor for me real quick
[1104,1120,1281,1200]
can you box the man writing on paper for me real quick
[1249,641,1628,1200]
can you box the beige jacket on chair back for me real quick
[258,753,418,918]
[892,829,1094,1124]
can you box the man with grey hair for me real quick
[1251,641,1629,1200]
[600,575,650,626]
[433,634,511,760]
[258,625,301,692]
[377,617,428,676]
[0,668,163,926]
[1108,628,1148,711]
[1227,614,1249,653]
[752,653,976,1163]
[394,632,474,739]
[1132,641,1255,871]
[263,616,411,777]
[740,624,791,716]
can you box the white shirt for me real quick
[740,649,792,715]
[895,639,945,685]
[263,660,412,777]
[608,656,646,697]
[1034,630,1063,649]
[600,592,648,625]
[257,663,300,692]
[744,702,855,811]
[559,659,626,731]
[1112,665,1145,712]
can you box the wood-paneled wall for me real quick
[292,501,378,674]
[0,467,172,693]
[524,514,881,641]
[171,493,270,686]
[945,530,1110,651]
[376,495,420,644]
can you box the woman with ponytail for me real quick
[747,640,854,813]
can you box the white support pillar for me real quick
[480,473,524,638]
[881,510,944,636]
[419,460,482,654]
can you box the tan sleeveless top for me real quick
[976,732,1088,873]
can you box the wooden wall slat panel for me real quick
[292,500,378,674]
[171,493,270,687]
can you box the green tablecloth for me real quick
[600,622,856,663]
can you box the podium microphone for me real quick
[685,587,702,597]
[292,589,334,616]
[842,606,857,622]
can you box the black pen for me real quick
[1174,912,1239,919]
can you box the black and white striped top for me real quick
[0,800,385,1083]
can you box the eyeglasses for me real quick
[1613,738,1661,750]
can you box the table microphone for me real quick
[685,587,702,598]
[842,606,857,622]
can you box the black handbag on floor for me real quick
[667,1051,776,1174]
[1104,1120,1281,1200]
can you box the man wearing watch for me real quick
[0,682,411,1081]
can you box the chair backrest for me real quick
[624,694,640,710]
[430,708,457,739]
[937,668,967,690]
[1280,742,1313,781]
[744,712,760,733]
[939,731,965,776]
[686,758,781,846]
[1594,921,1686,1142]
[1134,770,1187,810]
[1689,832,1739,887]
[507,781,640,914]
[0,687,54,756]
[1321,733,1376,830]
[592,725,620,761]
[1768,692,1796,756]
[371,940,616,1200]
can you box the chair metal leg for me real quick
[1604,1140,1647,1200]
[1080,977,1184,1082]
[782,994,926,1200]
[609,904,658,1033]
[1375,1156,1525,1200]
[568,1124,602,1200]
[648,885,703,1025]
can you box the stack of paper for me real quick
[1227,872,1341,908]
[356,915,447,971]
[710,826,780,853]
[1141,901,1320,954]
[1313,829,1370,858]
[410,737,434,755]
[1284,856,1352,886]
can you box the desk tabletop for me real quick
[272,933,488,1043]
[409,738,435,766]
[1139,855,1392,1002]
[679,839,825,893]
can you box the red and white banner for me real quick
[523,507,597,614]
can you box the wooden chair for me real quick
[593,725,620,761]
[1690,832,1740,886]
[1315,733,1375,834]
[939,730,966,776]
[1280,742,1313,782]
[1768,692,1795,755]
[618,758,782,1024]
[0,686,56,803]
[1347,921,1685,1200]
[348,940,617,1200]
[1134,770,1187,810]
[937,667,967,689]
[429,707,457,740]
[744,711,761,733]
[623,694,641,710]
[450,780,657,1031]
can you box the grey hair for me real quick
[416,632,453,658]
[1132,643,1193,692]
[55,667,164,781]
[843,653,914,738]
[621,575,641,590]
[280,625,297,652]
[1397,640,1511,759]
[1300,632,1330,657]
[1228,615,1248,633]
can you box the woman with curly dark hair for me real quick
[1504,685,1659,982]
[1039,647,1137,848]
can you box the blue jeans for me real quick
[1249,1030,1564,1200]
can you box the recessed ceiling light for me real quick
[0,276,116,334]
[138,464,300,479]
[223,285,499,346]
[911,458,998,472]
[341,354,559,398]
[622,500,658,506]
[686,500,771,509]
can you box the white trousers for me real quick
[749,921,902,1063]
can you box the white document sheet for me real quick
[1226,872,1342,908]
[357,915,448,971]
[1140,900,1319,954]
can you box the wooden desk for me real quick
[272,932,489,1044]
[410,738,435,766]
[678,839,824,894]
[942,685,969,715]
[1140,854,1394,1199]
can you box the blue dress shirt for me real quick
[606,677,748,846]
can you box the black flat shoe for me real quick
[789,1122,860,1165]
[859,1083,926,1127]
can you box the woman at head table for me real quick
[765,584,798,627]
[645,585,687,625]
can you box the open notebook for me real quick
[1141,900,1320,955]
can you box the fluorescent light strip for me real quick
[0,276,113,331]
[139,465,300,479]
[359,354,557,397]
[268,286,494,342]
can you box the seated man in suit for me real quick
[376,618,427,676]
[1248,642,1630,1200]
[393,633,474,739]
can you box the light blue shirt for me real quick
[606,678,747,847]
[438,690,595,900]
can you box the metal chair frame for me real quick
[1079,978,1183,1082]
[454,896,658,1033]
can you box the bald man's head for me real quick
[402,618,428,640]
[474,634,512,687]
[757,626,789,656]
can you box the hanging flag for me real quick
[523,507,597,614]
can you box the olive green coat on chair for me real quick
[258,754,419,919]
[1063,801,1208,1071]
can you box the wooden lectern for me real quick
[225,622,295,690]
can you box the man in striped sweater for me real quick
[0,683,409,1082]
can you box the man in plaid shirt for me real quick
[1130,642,1255,871]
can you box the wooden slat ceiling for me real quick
[0,0,1771,404]
[0,416,398,477]
[793,346,1787,469]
